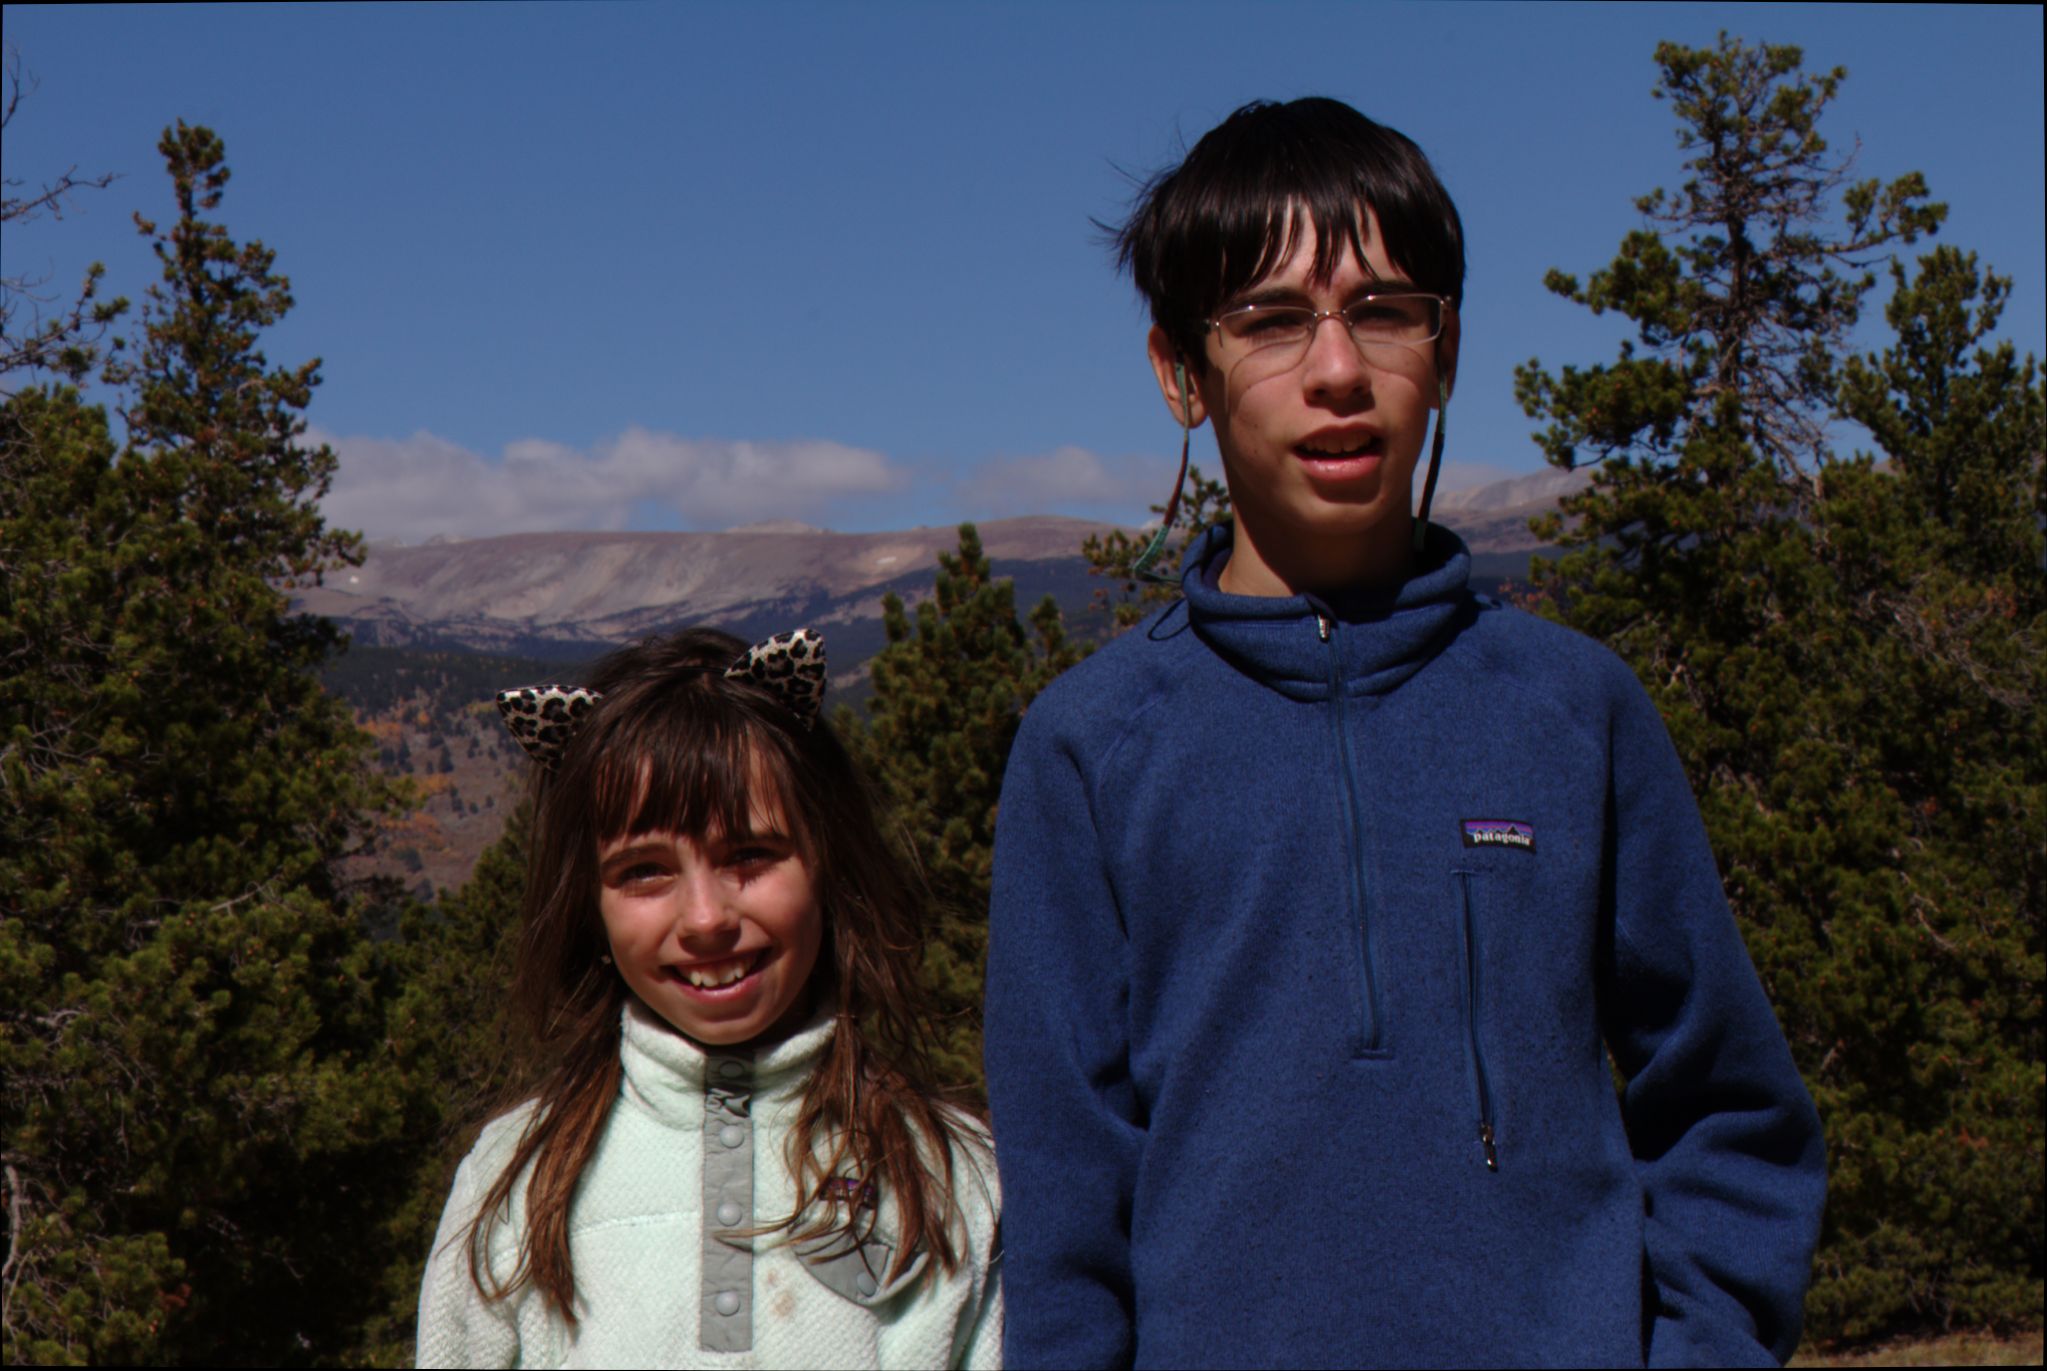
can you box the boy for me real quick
[982,98,1824,1368]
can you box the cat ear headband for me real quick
[494,629,827,770]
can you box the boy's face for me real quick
[1147,208,1457,595]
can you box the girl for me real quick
[416,628,1001,1368]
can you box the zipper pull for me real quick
[1317,614,1332,642]
[1479,1121,1498,1172]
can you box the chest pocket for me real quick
[1451,866,1501,1172]
[1446,834,1547,1173]
[796,1225,925,1307]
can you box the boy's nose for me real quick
[1299,316,1374,400]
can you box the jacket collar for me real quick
[1179,522,1475,702]
[619,994,834,1126]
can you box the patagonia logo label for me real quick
[1462,819,1534,852]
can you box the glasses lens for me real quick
[1216,305,1315,354]
[1347,294,1439,344]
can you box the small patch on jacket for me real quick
[1462,819,1534,852]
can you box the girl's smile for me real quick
[597,806,824,1047]
[667,949,769,990]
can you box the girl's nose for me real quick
[674,866,739,939]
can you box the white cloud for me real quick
[952,445,1171,521]
[316,426,910,543]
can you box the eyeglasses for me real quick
[1203,292,1449,368]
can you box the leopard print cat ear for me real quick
[495,685,602,771]
[493,630,826,768]
[725,628,827,728]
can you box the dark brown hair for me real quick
[463,628,978,1322]
[1113,96,1467,369]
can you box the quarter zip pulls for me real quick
[1181,524,1473,703]
[1314,608,1384,1055]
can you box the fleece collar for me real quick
[618,994,835,1127]
[1179,522,1475,701]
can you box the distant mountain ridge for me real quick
[298,470,1589,663]
[296,515,1122,660]
[1428,466,1592,559]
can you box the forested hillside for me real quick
[320,650,557,901]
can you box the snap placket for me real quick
[699,1050,755,1352]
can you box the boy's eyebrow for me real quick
[1224,277,1422,310]
[1229,283,1314,308]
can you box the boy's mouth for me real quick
[1293,432,1383,462]
[669,949,768,991]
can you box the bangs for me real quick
[578,686,807,852]
[1216,193,1376,309]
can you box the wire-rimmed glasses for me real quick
[1203,292,1449,383]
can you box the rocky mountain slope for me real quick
[297,514,1119,658]
[301,470,1589,661]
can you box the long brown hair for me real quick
[464,629,979,1322]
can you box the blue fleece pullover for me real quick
[983,524,1824,1369]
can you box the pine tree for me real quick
[2,125,414,1363]
[847,525,1085,1091]
[1515,34,2042,1340]
[1081,464,1233,630]
[0,46,126,389]
[359,805,533,1364]
[1804,246,2044,1336]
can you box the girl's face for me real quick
[595,791,824,1047]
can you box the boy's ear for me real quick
[1146,325,1208,428]
[1436,307,1461,404]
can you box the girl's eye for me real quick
[617,862,670,886]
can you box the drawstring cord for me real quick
[1130,360,1195,584]
[1412,373,1449,556]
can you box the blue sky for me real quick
[4,2,2041,541]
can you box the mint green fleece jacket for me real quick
[416,999,1001,1368]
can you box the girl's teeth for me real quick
[685,955,755,988]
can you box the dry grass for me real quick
[1793,1328,2044,1367]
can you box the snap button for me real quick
[719,1124,746,1148]
[717,1200,743,1227]
[714,1290,741,1316]
[718,1060,746,1079]
[854,1270,878,1297]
